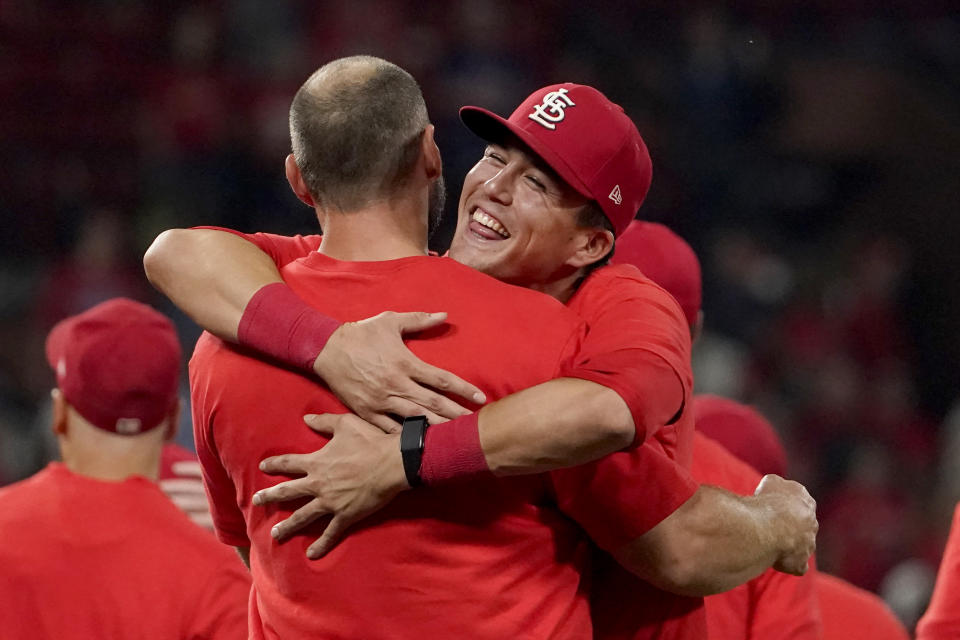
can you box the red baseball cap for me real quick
[460,83,652,237]
[612,220,702,329]
[45,298,181,435]
[693,394,788,477]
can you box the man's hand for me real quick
[754,474,818,576]
[252,413,409,559]
[159,460,215,531]
[312,311,486,432]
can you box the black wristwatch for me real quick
[400,416,429,488]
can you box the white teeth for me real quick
[472,209,510,238]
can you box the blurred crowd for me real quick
[2,0,959,632]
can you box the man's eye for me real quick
[485,151,505,164]
[526,176,546,191]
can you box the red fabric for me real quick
[565,263,703,639]
[818,572,909,640]
[238,282,340,371]
[590,554,708,640]
[692,433,824,639]
[694,394,789,478]
[565,263,695,464]
[45,298,181,435]
[612,220,702,330]
[160,442,198,480]
[420,411,491,485]
[191,253,602,639]
[195,234,705,638]
[0,464,249,639]
[916,502,960,639]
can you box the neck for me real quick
[59,419,165,482]
[316,190,429,261]
[524,270,584,304]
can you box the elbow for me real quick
[613,534,715,598]
[587,386,637,451]
[143,228,189,291]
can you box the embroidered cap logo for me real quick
[608,185,623,205]
[528,88,576,130]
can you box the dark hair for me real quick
[575,200,617,281]
[289,56,429,211]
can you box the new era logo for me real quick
[608,185,622,205]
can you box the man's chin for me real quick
[448,243,505,278]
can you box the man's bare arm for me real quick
[478,378,634,475]
[144,229,283,342]
[614,478,817,596]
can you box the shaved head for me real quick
[290,56,430,212]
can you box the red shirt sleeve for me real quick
[190,335,250,547]
[192,226,321,267]
[550,441,699,551]
[917,502,960,639]
[564,265,693,443]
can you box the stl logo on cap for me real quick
[528,87,576,130]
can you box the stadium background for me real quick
[1,0,958,632]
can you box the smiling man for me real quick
[146,75,817,639]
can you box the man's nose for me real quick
[482,167,514,206]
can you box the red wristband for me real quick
[419,412,492,486]
[237,282,340,371]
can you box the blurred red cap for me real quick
[612,220,702,329]
[460,83,652,238]
[45,298,181,435]
[693,394,788,477]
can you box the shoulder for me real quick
[424,257,582,323]
[571,264,685,320]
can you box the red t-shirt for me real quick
[0,463,249,640]
[199,229,703,638]
[692,433,824,639]
[191,253,606,638]
[818,572,909,640]
[916,502,960,639]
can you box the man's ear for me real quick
[421,125,442,181]
[285,154,316,207]
[164,399,181,443]
[51,388,68,437]
[566,227,615,270]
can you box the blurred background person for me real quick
[0,298,249,639]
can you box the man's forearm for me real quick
[144,229,283,342]
[476,378,635,475]
[614,484,803,597]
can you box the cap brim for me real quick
[459,106,594,200]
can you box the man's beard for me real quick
[427,174,446,238]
